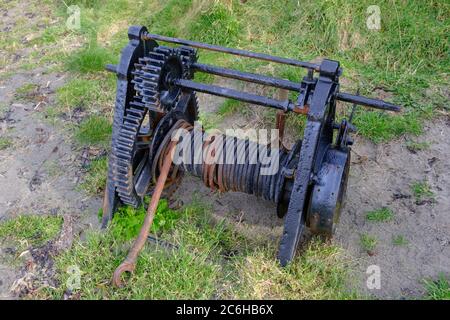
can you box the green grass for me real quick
[360,234,377,252]
[75,115,112,148]
[79,157,108,195]
[67,43,116,74]
[411,181,435,203]
[188,2,240,46]
[56,78,101,113]
[228,240,358,299]
[392,235,408,246]
[353,109,424,143]
[0,137,13,150]
[14,83,39,101]
[405,140,430,153]
[217,99,242,116]
[36,200,356,299]
[0,215,63,253]
[424,274,450,300]
[366,207,394,222]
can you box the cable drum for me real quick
[159,120,289,203]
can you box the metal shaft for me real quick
[336,92,401,112]
[174,79,295,112]
[143,33,320,71]
[192,63,301,92]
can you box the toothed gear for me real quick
[114,96,153,206]
[114,46,198,206]
[132,45,197,113]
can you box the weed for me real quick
[80,156,108,195]
[392,235,408,246]
[366,207,394,222]
[424,274,450,300]
[14,83,39,101]
[360,234,377,252]
[406,140,430,153]
[411,181,434,203]
[0,137,13,151]
[111,198,181,241]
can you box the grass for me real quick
[75,115,112,148]
[67,42,116,74]
[0,137,13,151]
[217,99,242,116]
[411,181,435,203]
[360,234,377,252]
[111,198,181,241]
[366,207,394,222]
[405,140,430,153]
[14,83,39,101]
[79,157,108,195]
[392,235,408,246]
[56,77,115,114]
[0,215,63,253]
[424,274,450,300]
[228,241,358,299]
[42,0,448,142]
[353,109,424,143]
[35,200,356,299]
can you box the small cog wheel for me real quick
[132,46,197,113]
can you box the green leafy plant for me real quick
[110,198,181,241]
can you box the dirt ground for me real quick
[0,2,449,300]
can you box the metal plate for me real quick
[308,147,350,237]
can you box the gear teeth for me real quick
[114,45,198,206]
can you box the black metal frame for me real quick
[104,27,401,266]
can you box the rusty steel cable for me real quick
[168,120,290,202]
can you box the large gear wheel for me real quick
[114,46,198,206]
[132,46,197,113]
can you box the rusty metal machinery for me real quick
[102,26,401,270]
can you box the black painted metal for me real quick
[175,79,295,112]
[192,62,302,91]
[104,27,403,268]
[336,92,400,112]
[101,25,156,227]
[278,59,340,266]
[142,33,321,71]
